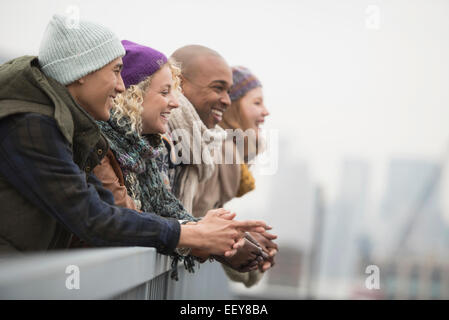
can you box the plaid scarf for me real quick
[97,109,198,279]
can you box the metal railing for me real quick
[0,247,232,300]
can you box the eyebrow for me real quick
[210,80,232,87]
[114,63,123,71]
[159,83,171,90]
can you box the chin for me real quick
[93,104,111,121]
[90,112,108,121]
[161,124,170,134]
[207,120,217,129]
[150,122,165,135]
[98,111,111,121]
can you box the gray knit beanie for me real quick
[38,14,125,85]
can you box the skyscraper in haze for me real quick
[265,138,316,291]
[380,158,449,256]
[318,159,371,295]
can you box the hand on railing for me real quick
[247,231,278,272]
[211,236,265,272]
[177,208,271,258]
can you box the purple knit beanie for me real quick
[229,66,262,102]
[121,40,168,88]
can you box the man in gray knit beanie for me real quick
[39,14,126,121]
[0,14,269,257]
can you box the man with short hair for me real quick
[164,45,277,286]
[0,15,268,258]
[172,45,233,130]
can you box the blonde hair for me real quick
[112,58,182,136]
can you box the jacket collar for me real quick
[0,56,108,169]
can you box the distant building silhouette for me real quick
[369,157,449,299]
[379,158,448,255]
[319,159,371,285]
[380,158,439,220]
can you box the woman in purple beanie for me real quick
[93,41,268,279]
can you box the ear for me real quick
[179,74,190,93]
[179,74,185,84]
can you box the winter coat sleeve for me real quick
[0,113,180,254]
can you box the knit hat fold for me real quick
[38,14,125,85]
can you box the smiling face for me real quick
[238,87,270,137]
[226,86,270,161]
[67,57,125,121]
[181,55,233,129]
[141,64,179,134]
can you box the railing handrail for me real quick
[0,247,172,299]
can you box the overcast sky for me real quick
[1,0,449,238]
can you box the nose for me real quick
[116,74,126,93]
[168,92,179,110]
[261,104,270,117]
[220,91,231,107]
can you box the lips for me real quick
[160,112,171,122]
[255,120,265,130]
[211,108,224,122]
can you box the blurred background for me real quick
[1,0,448,299]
